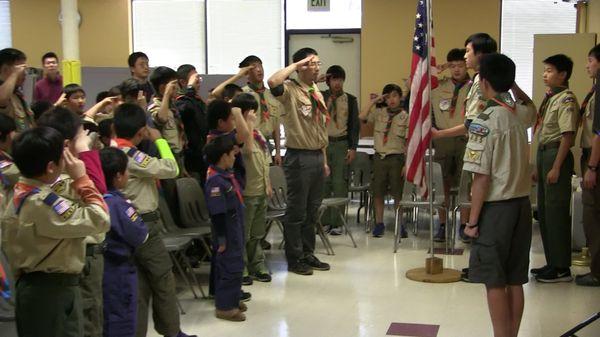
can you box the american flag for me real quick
[406,0,438,196]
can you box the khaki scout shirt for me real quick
[0,151,19,215]
[0,91,34,132]
[580,89,595,149]
[537,88,579,145]
[149,97,183,153]
[432,76,470,129]
[367,107,409,156]
[2,176,110,276]
[241,130,272,197]
[243,84,282,137]
[463,96,530,201]
[275,79,328,150]
[118,145,179,214]
[326,93,349,137]
[464,74,486,120]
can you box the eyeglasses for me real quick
[308,61,323,67]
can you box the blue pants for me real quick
[212,252,243,311]
[103,259,137,337]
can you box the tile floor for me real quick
[146,207,600,337]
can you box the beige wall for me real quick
[10,0,130,67]
[587,0,600,34]
[361,0,501,105]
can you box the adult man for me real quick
[34,52,63,104]
[0,48,35,132]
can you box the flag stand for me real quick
[405,0,461,284]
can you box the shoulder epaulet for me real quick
[42,192,76,220]
[561,92,576,104]
[126,148,150,168]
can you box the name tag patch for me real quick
[469,123,490,137]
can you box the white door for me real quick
[288,33,361,103]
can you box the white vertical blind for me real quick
[501,0,577,97]
[132,0,206,72]
[286,0,361,30]
[206,0,283,74]
[0,0,11,49]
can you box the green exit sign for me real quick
[308,0,330,12]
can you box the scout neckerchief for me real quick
[533,86,567,134]
[115,138,136,150]
[579,86,594,117]
[327,90,344,128]
[206,165,243,203]
[291,79,330,125]
[461,74,477,117]
[253,129,268,152]
[247,82,270,122]
[449,76,470,118]
[484,93,516,114]
[207,129,235,144]
[12,181,39,214]
[383,107,402,145]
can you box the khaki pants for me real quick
[81,251,104,337]
[323,140,350,227]
[582,149,600,278]
[243,195,269,275]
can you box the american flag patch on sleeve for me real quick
[53,199,75,220]
[125,206,139,222]
[210,186,221,197]
[133,151,150,167]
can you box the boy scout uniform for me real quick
[272,79,328,265]
[367,107,409,199]
[463,94,532,286]
[243,83,282,141]
[0,83,34,132]
[205,165,245,311]
[580,87,596,169]
[321,89,359,228]
[241,130,271,277]
[0,151,20,215]
[115,139,181,337]
[535,87,579,270]
[432,76,471,188]
[3,175,110,337]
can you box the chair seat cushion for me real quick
[321,197,350,207]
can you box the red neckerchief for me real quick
[207,166,243,203]
[291,79,330,125]
[450,76,469,118]
[13,181,38,209]
[114,138,136,149]
[383,107,402,145]
[327,90,343,128]
[534,86,567,134]
[247,82,270,122]
[253,129,268,152]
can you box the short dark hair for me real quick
[378,84,403,108]
[37,106,82,140]
[465,33,497,55]
[114,103,147,139]
[292,47,318,63]
[204,135,235,165]
[223,83,243,100]
[128,52,148,68]
[100,147,129,190]
[239,55,262,68]
[326,65,346,81]
[0,114,16,142]
[63,83,85,99]
[447,48,466,62]
[119,78,141,100]
[149,66,177,93]
[543,54,574,83]
[98,118,114,139]
[479,53,515,93]
[30,101,53,121]
[588,44,600,62]
[12,127,64,178]
[177,64,196,81]
[41,52,58,64]
[207,99,232,130]
[231,93,258,113]
[0,48,26,67]
[96,90,111,103]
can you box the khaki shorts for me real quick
[433,136,467,188]
[371,154,405,199]
[469,197,532,287]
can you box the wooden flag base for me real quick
[406,257,461,283]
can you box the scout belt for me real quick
[328,135,348,142]
[141,210,160,222]
[538,142,560,151]
[86,243,106,256]
[19,272,80,286]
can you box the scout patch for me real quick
[300,105,312,117]
[132,151,150,168]
[469,123,490,137]
[0,160,12,170]
[43,193,76,220]
[562,96,575,104]
[51,179,67,194]
[125,206,139,222]
[439,99,451,111]
[465,149,483,164]
[210,186,221,197]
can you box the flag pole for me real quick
[426,0,434,261]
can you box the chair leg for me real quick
[170,251,199,300]
[178,251,207,299]
[365,193,373,233]
[199,236,212,259]
[276,220,285,250]
[338,204,357,248]
[394,206,401,253]
[316,208,335,255]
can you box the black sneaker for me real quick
[252,271,272,282]
[372,223,385,237]
[260,239,271,250]
[288,262,314,275]
[530,265,551,275]
[433,223,446,242]
[240,290,252,302]
[536,268,573,283]
[461,268,471,282]
[242,276,253,286]
[575,273,600,287]
[302,255,331,271]
[459,224,471,243]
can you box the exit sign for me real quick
[308,0,330,12]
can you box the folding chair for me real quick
[451,170,472,251]
[265,166,286,249]
[174,177,214,259]
[394,162,446,252]
[348,152,373,232]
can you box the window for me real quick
[132,0,206,72]
[0,0,11,49]
[286,0,361,30]
[206,0,283,74]
[501,0,577,97]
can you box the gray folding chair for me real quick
[394,162,446,252]
[348,152,373,232]
[316,195,357,254]
[451,170,473,250]
[265,166,286,249]
[174,177,213,258]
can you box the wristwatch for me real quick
[588,165,598,172]
[466,222,478,228]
